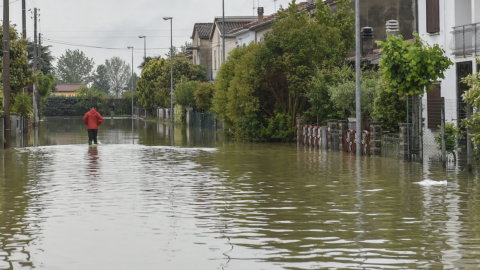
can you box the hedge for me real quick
[43,96,132,117]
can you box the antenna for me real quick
[273,0,277,11]
[253,0,255,16]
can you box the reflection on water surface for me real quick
[0,117,479,269]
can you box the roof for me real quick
[209,16,257,39]
[55,84,85,92]
[230,1,316,36]
[191,23,214,40]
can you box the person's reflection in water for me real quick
[87,146,100,178]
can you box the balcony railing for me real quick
[452,23,480,57]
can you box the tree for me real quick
[105,57,131,97]
[136,55,206,113]
[76,86,108,112]
[194,82,215,112]
[377,34,452,96]
[376,34,453,132]
[212,0,354,141]
[174,80,198,109]
[27,42,55,74]
[0,26,34,95]
[92,64,111,94]
[56,49,94,84]
[462,70,480,149]
[260,0,354,126]
[36,73,55,98]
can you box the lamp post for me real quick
[127,46,134,143]
[163,17,174,122]
[138,35,146,63]
[355,0,362,157]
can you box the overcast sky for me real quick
[2,0,295,74]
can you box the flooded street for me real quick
[1,117,480,269]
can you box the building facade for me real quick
[209,16,257,79]
[191,23,214,81]
[419,0,479,128]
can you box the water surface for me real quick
[0,117,479,269]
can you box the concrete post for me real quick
[399,123,412,161]
[296,118,304,146]
[186,108,194,126]
[369,122,382,156]
[327,120,338,150]
[338,120,348,152]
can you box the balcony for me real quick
[452,22,480,57]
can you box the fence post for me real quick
[370,122,382,156]
[327,120,338,150]
[440,97,446,167]
[399,123,412,161]
[296,118,304,147]
[338,120,348,151]
[467,104,473,172]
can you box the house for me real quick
[418,0,479,132]
[209,16,257,79]
[191,23,214,80]
[52,84,85,97]
[234,2,316,48]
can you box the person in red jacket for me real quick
[82,107,104,145]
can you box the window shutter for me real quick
[427,84,442,130]
[426,0,440,33]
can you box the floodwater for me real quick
[1,117,480,269]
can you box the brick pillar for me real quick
[338,120,348,151]
[369,122,382,156]
[399,123,412,161]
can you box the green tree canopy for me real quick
[0,25,34,95]
[136,55,206,113]
[377,33,453,96]
[92,64,111,94]
[105,56,131,98]
[27,42,55,74]
[56,49,94,84]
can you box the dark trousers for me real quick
[88,129,98,145]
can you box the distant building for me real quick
[209,16,257,80]
[52,84,85,97]
[191,23,214,81]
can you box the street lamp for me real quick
[138,35,146,63]
[127,46,134,143]
[163,16,174,122]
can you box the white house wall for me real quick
[236,31,256,47]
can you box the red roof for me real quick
[55,84,85,92]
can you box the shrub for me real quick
[12,93,33,117]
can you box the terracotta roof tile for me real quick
[55,84,85,92]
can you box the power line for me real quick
[43,38,169,51]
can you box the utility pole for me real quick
[138,35,146,63]
[3,0,11,148]
[222,0,226,63]
[32,8,39,125]
[127,46,134,143]
[163,17,174,122]
[355,0,362,157]
[22,0,26,39]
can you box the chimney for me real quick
[258,7,264,21]
[361,27,374,56]
[386,20,400,36]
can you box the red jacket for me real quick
[83,108,104,130]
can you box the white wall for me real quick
[455,0,472,26]
[236,31,256,47]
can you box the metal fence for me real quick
[381,133,400,158]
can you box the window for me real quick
[427,84,441,130]
[426,0,440,33]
